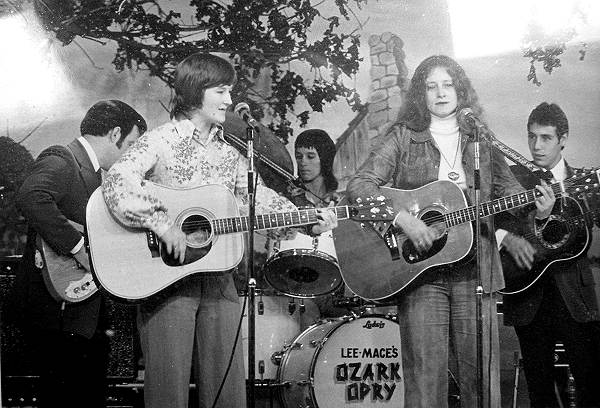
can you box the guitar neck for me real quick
[212,206,351,235]
[444,182,568,228]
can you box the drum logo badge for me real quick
[362,320,385,329]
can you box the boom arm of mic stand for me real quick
[224,132,297,182]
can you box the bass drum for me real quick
[278,315,404,408]
[240,295,319,380]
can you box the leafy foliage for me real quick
[521,5,588,87]
[33,0,366,142]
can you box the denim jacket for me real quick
[347,123,527,292]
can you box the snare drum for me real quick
[263,231,342,298]
[278,315,404,407]
[240,295,319,380]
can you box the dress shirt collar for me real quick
[548,157,567,181]
[174,118,224,146]
[77,136,101,172]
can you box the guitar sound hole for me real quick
[541,219,568,245]
[401,210,447,264]
[161,214,212,267]
[181,214,212,246]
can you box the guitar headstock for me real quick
[567,167,600,199]
[350,195,395,221]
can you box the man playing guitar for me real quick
[15,100,146,408]
[497,102,600,407]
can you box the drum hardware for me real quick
[240,295,319,381]
[286,298,308,314]
[258,296,264,315]
[271,350,284,366]
[309,339,324,348]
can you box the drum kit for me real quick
[236,230,404,408]
[225,117,404,407]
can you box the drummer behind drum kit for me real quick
[241,227,405,407]
[222,115,403,406]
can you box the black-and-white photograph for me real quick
[1,1,599,407]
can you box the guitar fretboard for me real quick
[445,179,574,227]
[211,206,351,235]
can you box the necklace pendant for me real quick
[448,171,460,181]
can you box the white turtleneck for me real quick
[430,112,466,190]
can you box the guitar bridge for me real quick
[146,231,161,258]
[384,230,401,260]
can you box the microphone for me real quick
[457,108,489,135]
[234,102,259,129]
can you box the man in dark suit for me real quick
[497,102,600,407]
[15,100,146,408]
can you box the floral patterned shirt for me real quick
[103,118,296,237]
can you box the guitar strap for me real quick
[477,129,553,181]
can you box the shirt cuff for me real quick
[70,237,84,255]
[495,229,508,250]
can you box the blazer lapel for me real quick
[67,140,101,196]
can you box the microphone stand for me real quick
[472,126,485,408]
[245,124,257,408]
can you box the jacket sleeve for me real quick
[16,148,82,255]
[347,126,402,203]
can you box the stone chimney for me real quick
[366,32,409,142]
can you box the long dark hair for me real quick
[170,53,236,119]
[398,55,483,132]
[295,129,338,192]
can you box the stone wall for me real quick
[334,32,409,189]
[366,32,409,144]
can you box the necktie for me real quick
[540,169,553,182]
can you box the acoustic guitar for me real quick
[335,168,600,302]
[86,183,393,301]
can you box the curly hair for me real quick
[398,55,483,133]
[170,53,237,119]
[295,129,338,192]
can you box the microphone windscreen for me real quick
[234,102,250,116]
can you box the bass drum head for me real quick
[278,315,404,408]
